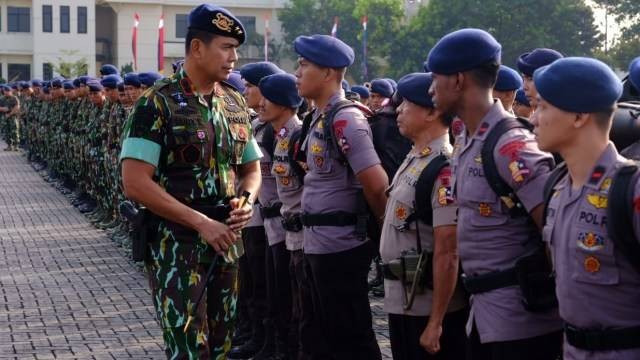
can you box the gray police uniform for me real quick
[544,143,640,360]
[452,101,562,342]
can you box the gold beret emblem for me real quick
[212,12,233,32]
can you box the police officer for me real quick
[120,4,262,358]
[258,72,305,359]
[381,72,468,360]
[351,85,370,107]
[513,89,533,119]
[369,78,394,112]
[0,85,20,151]
[100,64,120,77]
[123,73,143,103]
[516,48,563,111]
[227,61,283,360]
[621,57,640,160]
[138,72,163,89]
[493,65,523,114]
[427,29,562,359]
[533,57,640,359]
[294,34,388,359]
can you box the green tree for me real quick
[278,0,404,82]
[592,0,640,70]
[387,0,602,79]
[51,50,88,78]
[120,62,134,75]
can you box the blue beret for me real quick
[188,4,246,45]
[18,81,29,89]
[10,83,18,90]
[63,81,75,90]
[629,57,640,91]
[494,65,523,91]
[294,34,355,68]
[118,82,125,92]
[43,87,50,94]
[138,72,163,87]
[239,62,284,86]
[79,76,91,85]
[124,73,141,87]
[172,59,184,74]
[87,80,104,92]
[515,88,530,107]
[351,85,370,99]
[100,64,119,76]
[259,73,303,108]
[72,78,82,87]
[51,78,64,88]
[383,78,397,92]
[397,72,435,109]
[101,74,123,89]
[427,28,501,75]
[517,48,563,77]
[225,71,245,93]
[31,79,43,87]
[370,79,394,98]
[534,57,622,113]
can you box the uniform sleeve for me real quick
[332,108,381,175]
[119,90,165,167]
[241,137,263,164]
[493,129,554,212]
[430,165,458,227]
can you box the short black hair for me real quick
[592,106,616,131]
[468,61,500,89]
[185,28,219,54]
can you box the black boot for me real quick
[232,313,253,346]
[252,320,277,360]
[227,320,265,359]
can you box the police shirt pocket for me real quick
[309,141,333,175]
[388,187,415,232]
[571,227,619,285]
[271,161,298,191]
[461,179,509,227]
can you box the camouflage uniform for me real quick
[119,68,261,359]
[3,94,20,148]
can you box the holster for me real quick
[120,201,157,262]
[281,214,303,232]
[514,247,558,312]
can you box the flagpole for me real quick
[158,14,165,73]
[331,16,339,38]
[132,13,139,71]
[362,16,368,81]
[264,16,270,61]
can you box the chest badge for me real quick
[274,164,286,175]
[584,256,601,273]
[420,147,432,157]
[478,203,492,217]
[278,127,288,138]
[196,130,206,140]
[395,206,408,221]
[586,193,608,209]
[311,143,323,154]
[577,232,604,251]
[314,156,324,168]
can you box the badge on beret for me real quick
[395,206,408,221]
[586,193,608,209]
[584,256,600,273]
[478,203,491,217]
[212,12,234,32]
[578,232,604,251]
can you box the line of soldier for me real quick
[0,67,164,256]
[4,3,640,359]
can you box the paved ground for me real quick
[0,140,391,359]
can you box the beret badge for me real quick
[213,13,233,33]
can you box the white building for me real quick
[0,0,96,81]
[0,0,288,82]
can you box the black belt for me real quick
[190,202,232,222]
[281,214,303,232]
[565,323,640,351]
[382,264,399,280]
[300,211,359,227]
[261,202,282,219]
[461,268,518,294]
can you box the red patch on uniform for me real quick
[477,122,490,136]
[634,197,640,213]
[589,166,606,185]
[499,140,526,160]
[179,78,194,96]
[314,156,324,168]
[333,119,348,138]
[438,167,452,187]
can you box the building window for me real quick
[237,16,256,35]
[77,7,87,34]
[42,5,52,33]
[60,6,70,33]
[175,14,188,38]
[43,63,53,80]
[8,64,31,81]
[8,7,30,33]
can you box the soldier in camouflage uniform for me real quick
[119,5,262,359]
[0,85,21,151]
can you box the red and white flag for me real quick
[264,16,270,61]
[157,14,165,73]
[331,17,339,38]
[132,13,139,71]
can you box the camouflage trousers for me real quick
[4,116,19,146]
[146,231,239,360]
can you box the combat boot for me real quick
[232,313,253,346]
[228,320,266,359]
[252,320,277,360]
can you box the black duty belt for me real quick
[189,201,232,222]
[382,264,399,280]
[301,211,359,227]
[565,323,640,351]
[281,214,303,232]
[261,202,283,219]
[461,267,519,294]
